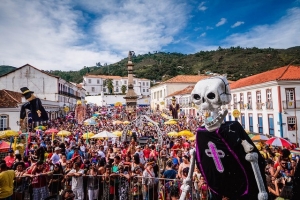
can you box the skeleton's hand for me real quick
[37,110,41,117]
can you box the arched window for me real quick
[0,114,9,131]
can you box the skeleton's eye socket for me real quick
[193,94,201,100]
[207,92,215,99]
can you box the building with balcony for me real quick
[228,65,300,144]
[0,64,85,119]
[150,75,210,111]
[82,75,150,97]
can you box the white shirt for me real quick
[68,169,84,189]
[136,151,145,164]
[51,153,60,164]
[97,150,105,158]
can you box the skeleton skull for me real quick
[191,76,232,132]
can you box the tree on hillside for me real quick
[121,85,127,94]
[103,79,114,94]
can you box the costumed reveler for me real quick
[75,100,86,125]
[169,96,180,119]
[19,87,49,131]
[180,76,268,200]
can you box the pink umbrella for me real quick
[265,137,292,148]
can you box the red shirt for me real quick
[143,149,151,159]
[27,168,48,188]
[4,156,14,168]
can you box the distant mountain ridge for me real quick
[1,46,300,83]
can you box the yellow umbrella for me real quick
[167,131,179,137]
[34,126,46,130]
[123,121,130,125]
[82,132,95,139]
[0,130,19,139]
[113,120,123,125]
[57,130,71,137]
[178,130,194,137]
[188,135,196,141]
[113,131,122,137]
[114,102,123,107]
[164,120,177,125]
[57,130,71,142]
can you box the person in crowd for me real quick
[13,162,26,200]
[4,150,15,169]
[67,162,84,200]
[0,163,15,200]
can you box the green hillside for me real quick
[1,46,300,83]
[0,65,16,76]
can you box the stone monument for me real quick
[124,51,138,113]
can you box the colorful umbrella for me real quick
[0,141,10,153]
[45,129,59,134]
[34,126,46,130]
[114,102,123,107]
[57,130,71,137]
[92,131,118,139]
[82,132,95,139]
[251,135,269,141]
[167,131,179,137]
[178,130,194,137]
[123,121,130,125]
[113,131,122,137]
[84,118,97,125]
[188,135,196,141]
[164,119,177,125]
[0,130,19,139]
[265,137,292,148]
[113,120,123,125]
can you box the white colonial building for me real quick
[227,65,300,144]
[83,75,150,96]
[150,75,210,111]
[0,64,86,118]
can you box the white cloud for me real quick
[200,32,206,37]
[198,2,207,11]
[216,18,227,27]
[206,26,214,30]
[223,8,300,48]
[231,21,245,28]
[0,0,189,70]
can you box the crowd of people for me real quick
[0,105,299,200]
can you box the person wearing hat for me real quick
[169,96,180,119]
[50,147,61,165]
[19,87,48,130]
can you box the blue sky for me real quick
[0,0,299,70]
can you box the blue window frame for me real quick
[241,114,245,129]
[258,114,263,133]
[268,115,274,135]
[249,114,253,132]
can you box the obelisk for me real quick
[124,51,138,113]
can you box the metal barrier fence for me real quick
[12,174,208,200]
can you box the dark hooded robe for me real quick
[195,121,267,200]
[20,98,49,122]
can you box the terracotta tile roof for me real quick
[0,90,23,108]
[0,64,59,78]
[84,74,122,79]
[167,85,195,97]
[230,65,300,89]
[164,75,210,83]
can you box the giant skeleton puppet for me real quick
[180,76,268,200]
[75,100,86,125]
[19,87,49,130]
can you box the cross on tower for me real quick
[205,141,225,173]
